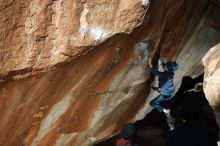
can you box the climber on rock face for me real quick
[148,58,179,131]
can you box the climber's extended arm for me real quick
[150,68,163,77]
[148,58,163,77]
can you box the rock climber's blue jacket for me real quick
[150,62,179,96]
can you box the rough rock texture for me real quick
[0,0,148,75]
[0,0,220,146]
[203,43,220,140]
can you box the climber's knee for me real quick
[149,100,154,106]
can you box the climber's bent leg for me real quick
[150,94,170,112]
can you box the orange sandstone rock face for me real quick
[0,0,147,75]
[0,0,220,146]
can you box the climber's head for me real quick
[163,61,179,73]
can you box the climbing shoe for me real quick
[163,109,170,117]
[166,116,175,131]
[163,109,175,131]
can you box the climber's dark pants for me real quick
[150,94,171,112]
